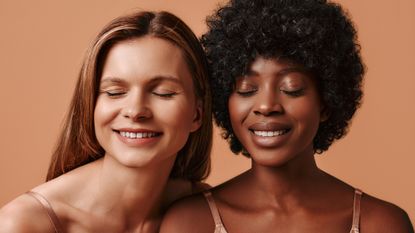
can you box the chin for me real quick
[117,154,154,168]
[250,152,295,168]
[249,146,313,168]
[105,148,154,167]
[117,150,178,169]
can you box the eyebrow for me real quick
[148,75,184,85]
[100,75,184,85]
[246,66,310,78]
[277,67,311,77]
[100,77,126,84]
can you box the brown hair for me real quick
[46,11,212,182]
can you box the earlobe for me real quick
[190,100,203,132]
[320,106,330,122]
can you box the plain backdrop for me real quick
[0,0,414,223]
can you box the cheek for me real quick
[288,98,321,134]
[228,95,254,144]
[154,97,196,130]
[228,95,252,125]
[94,98,119,129]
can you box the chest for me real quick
[59,208,160,233]
[220,207,355,233]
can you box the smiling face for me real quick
[228,57,324,167]
[94,36,201,168]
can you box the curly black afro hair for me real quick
[201,0,365,155]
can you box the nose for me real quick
[253,88,284,116]
[122,92,152,121]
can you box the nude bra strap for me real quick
[350,189,363,233]
[26,191,63,233]
[204,191,225,228]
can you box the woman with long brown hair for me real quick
[0,10,212,233]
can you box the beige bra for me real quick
[204,189,363,233]
[26,191,63,233]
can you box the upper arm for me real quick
[0,195,55,233]
[362,196,414,233]
[160,194,214,233]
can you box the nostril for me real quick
[123,108,138,118]
[122,106,152,120]
[254,105,284,116]
[253,110,262,116]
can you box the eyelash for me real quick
[281,89,304,97]
[236,89,304,97]
[152,92,177,98]
[236,89,257,97]
[104,91,126,97]
[101,90,177,98]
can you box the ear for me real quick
[320,105,330,122]
[190,100,203,132]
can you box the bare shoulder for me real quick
[0,194,55,233]
[160,192,214,233]
[361,193,414,233]
[193,181,212,193]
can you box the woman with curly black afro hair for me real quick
[161,0,414,232]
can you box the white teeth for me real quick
[119,131,157,139]
[253,130,287,137]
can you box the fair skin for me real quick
[0,36,203,233]
[160,58,414,233]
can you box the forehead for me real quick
[100,36,194,87]
[104,36,184,72]
[239,56,320,92]
[248,57,306,75]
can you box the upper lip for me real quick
[113,128,162,134]
[248,122,291,131]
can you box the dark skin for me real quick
[160,58,414,233]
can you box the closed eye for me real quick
[152,92,178,98]
[280,89,305,97]
[236,89,257,97]
[102,90,126,97]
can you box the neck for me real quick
[88,155,176,230]
[248,147,325,210]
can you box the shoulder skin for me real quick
[361,193,414,233]
[0,194,56,233]
[160,193,215,233]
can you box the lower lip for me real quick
[115,132,162,146]
[250,130,291,148]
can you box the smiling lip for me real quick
[114,128,162,146]
[248,122,291,148]
[252,130,289,137]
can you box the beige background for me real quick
[0,0,414,223]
